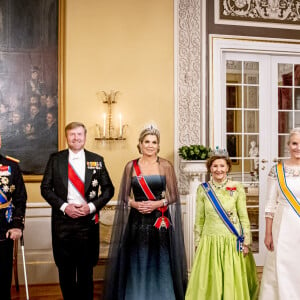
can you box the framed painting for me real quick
[0,0,65,181]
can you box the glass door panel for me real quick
[213,38,300,264]
[225,58,260,253]
[277,61,300,160]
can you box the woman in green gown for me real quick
[185,150,259,300]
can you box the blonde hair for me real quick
[137,125,160,154]
[288,127,300,145]
[65,122,87,136]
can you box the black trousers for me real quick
[0,239,13,300]
[55,238,94,300]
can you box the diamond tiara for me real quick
[143,122,159,131]
[208,146,229,157]
[141,123,160,136]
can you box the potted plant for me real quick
[178,144,211,160]
[178,144,211,175]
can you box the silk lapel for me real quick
[60,150,69,191]
[84,150,93,193]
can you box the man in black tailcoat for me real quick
[0,134,27,300]
[41,122,114,300]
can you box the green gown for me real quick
[185,180,259,300]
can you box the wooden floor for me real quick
[11,267,263,299]
[11,281,103,300]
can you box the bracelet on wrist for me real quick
[162,199,168,207]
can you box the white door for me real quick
[211,43,300,265]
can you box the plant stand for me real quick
[181,160,207,272]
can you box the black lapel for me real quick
[60,150,69,190]
[84,150,93,193]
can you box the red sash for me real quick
[68,163,85,198]
[133,159,170,229]
[68,162,99,224]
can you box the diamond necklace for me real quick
[211,178,228,189]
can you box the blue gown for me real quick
[103,158,187,300]
[124,175,175,299]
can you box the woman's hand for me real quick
[133,200,163,214]
[264,233,274,251]
[243,245,249,256]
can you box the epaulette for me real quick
[5,155,20,163]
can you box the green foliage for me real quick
[178,144,211,160]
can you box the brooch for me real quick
[10,185,15,193]
[226,186,236,196]
[227,210,237,224]
[89,191,96,199]
[1,177,9,185]
[92,179,99,187]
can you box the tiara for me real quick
[143,122,158,130]
[208,146,229,157]
[142,123,160,135]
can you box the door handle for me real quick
[261,159,268,163]
[273,158,279,163]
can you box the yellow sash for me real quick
[276,162,300,217]
[0,199,12,209]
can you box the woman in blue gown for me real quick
[103,125,187,300]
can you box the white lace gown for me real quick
[259,164,300,300]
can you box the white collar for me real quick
[69,149,84,160]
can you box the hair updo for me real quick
[137,125,160,154]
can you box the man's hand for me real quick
[6,228,22,240]
[65,204,89,218]
[76,203,90,216]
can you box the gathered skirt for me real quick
[185,234,259,300]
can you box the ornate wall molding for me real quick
[215,0,300,29]
[175,0,205,194]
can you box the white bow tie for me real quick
[71,155,80,160]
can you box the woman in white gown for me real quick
[259,128,300,300]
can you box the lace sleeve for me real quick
[235,182,252,245]
[194,185,205,246]
[264,165,279,218]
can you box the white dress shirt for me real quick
[60,149,96,214]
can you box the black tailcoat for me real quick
[40,149,114,266]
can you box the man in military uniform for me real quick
[0,134,27,300]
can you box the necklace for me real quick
[211,178,228,189]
